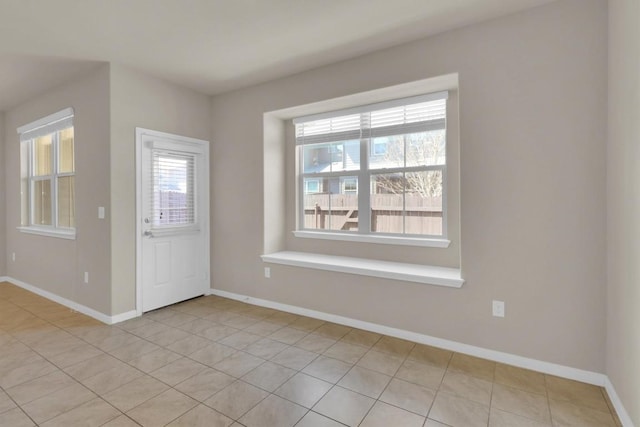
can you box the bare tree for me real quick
[373,131,444,198]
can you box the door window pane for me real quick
[57,176,75,228]
[33,180,52,225]
[152,153,195,226]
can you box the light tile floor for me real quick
[0,281,623,427]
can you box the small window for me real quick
[371,139,388,156]
[18,108,75,238]
[341,177,358,194]
[295,92,447,238]
[151,152,196,227]
[304,178,321,194]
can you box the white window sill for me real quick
[261,251,464,288]
[293,230,450,248]
[17,226,76,240]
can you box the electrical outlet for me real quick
[98,207,105,219]
[12,252,15,262]
[84,272,89,284]
[264,267,271,279]
[492,300,505,317]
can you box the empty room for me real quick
[0,0,638,426]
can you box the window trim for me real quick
[17,108,76,239]
[295,93,448,241]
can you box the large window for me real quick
[18,108,75,238]
[295,92,447,239]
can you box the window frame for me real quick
[150,150,197,229]
[17,108,76,240]
[294,93,449,244]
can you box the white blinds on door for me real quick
[151,151,196,227]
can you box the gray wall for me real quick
[109,64,211,315]
[3,64,112,314]
[0,112,5,277]
[607,0,640,424]
[210,0,607,372]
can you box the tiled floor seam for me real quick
[0,284,624,427]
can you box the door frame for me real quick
[135,127,210,316]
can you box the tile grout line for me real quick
[0,285,624,427]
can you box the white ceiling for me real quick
[0,0,556,111]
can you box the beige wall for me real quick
[210,0,608,372]
[607,0,640,424]
[109,64,211,315]
[3,64,112,314]
[0,112,5,276]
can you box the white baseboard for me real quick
[210,287,635,425]
[3,276,138,325]
[209,288,604,385]
[605,377,635,427]
[110,310,139,324]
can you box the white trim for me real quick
[110,310,139,324]
[17,226,76,240]
[293,230,450,248]
[261,251,463,288]
[135,128,144,316]
[604,377,636,427]
[150,139,205,154]
[17,107,74,136]
[208,288,605,386]
[2,276,138,325]
[271,74,458,121]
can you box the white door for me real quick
[136,128,209,313]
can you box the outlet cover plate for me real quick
[492,300,505,317]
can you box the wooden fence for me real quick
[303,194,442,235]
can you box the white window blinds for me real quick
[294,91,447,145]
[151,151,196,227]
